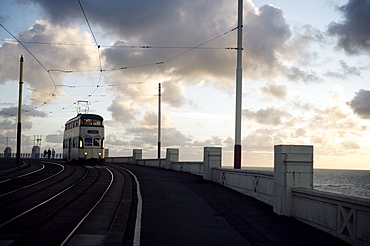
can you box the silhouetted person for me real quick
[52,149,55,159]
[47,148,51,159]
[44,149,47,158]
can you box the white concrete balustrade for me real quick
[105,145,370,246]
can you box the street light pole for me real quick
[158,83,161,161]
[16,55,24,165]
[234,0,243,169]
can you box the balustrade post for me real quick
[203,147,222,181]
[273,145,313,216]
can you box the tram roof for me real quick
[65,113,103,124]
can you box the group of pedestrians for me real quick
[43,148,55,159]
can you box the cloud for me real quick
[18,0,305,88]
[162,80,186,107]
[349,89,370,119]
[0,20,99,104]
[244,4,291,78]
[45,131,63,143]
[129,109,174,133]
[24,105,48,117]
[327,0,370,55]
[107,95,140,123]
[260,83,287,99]
[0,105,47,131]
[325,60,361,79]
[243,106,291,125]
[284,66,323,83]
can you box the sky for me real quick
[0,0,369,170]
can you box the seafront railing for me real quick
[0,152,63,159]
[105,145,370,246]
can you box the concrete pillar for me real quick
[31,146,40,159]
[4,147,11,158]
[203,147,222,181]
[273,145,313,216]
[165,148,179,169]
[133,149,142,164]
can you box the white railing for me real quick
[292,188,370,246]
[212,168,274,206]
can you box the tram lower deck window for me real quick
[94,138,100,146]
[85,138,93,146]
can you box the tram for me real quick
[63,113,105,163]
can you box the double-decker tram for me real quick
[63,113,105,163]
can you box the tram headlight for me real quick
[98,152,102,158]
[84,152,88,158]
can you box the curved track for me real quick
[0,160,140,246]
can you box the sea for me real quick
[313,169,370,200]
[230,167,370,200]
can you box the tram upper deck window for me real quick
[81,118,102,126]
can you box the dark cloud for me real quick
[327,0,370,55]
[349,89,370,119]
[244,4,291,77]
[0,15,10,24]
[0,105,47,118]
[325,60,361,79]
[24,0,235,44]
[285,66,323,83]
[18,0,298,86]
[0,119,16,131]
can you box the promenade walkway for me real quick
[0,159,351,245]
[118,163,350,246]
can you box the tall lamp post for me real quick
[16,55,24,164]
[234,0,243,169]
[158,83,162,162]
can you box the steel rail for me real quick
[0,166,89,228]
[61,166,114,246]
[111,165,142,246]
[0,162,65,198]
[0,163,45,184]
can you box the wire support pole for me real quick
[158,83,162,162]
[16,55,24,165]
[234,0,243,169]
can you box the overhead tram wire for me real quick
[2,39,237,50]
[124,26,239,85]
[2,22,238,116]
[30,26,239,114]
[78,0,103,98]
[0,24,58,108]
[43,26,239,75]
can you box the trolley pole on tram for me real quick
[234,0,243,169]
[16,55,24,165]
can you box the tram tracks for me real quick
[0,161,139,245]
[0,162,45,185]
[0,162,65,198]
